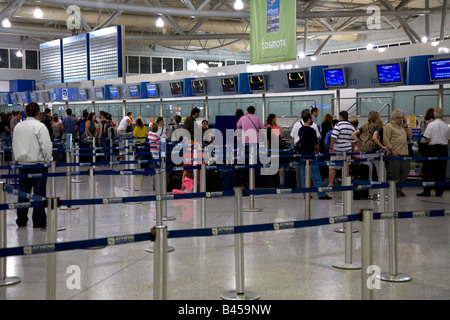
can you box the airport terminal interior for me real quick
[0,0,450,300]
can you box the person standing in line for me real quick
[419,108,450,197]
[117,112,135,134]
[311,107,320,129]
[9,111,22,134]
[298,113,332,200]
[383,109,412,198]
[417,108,435,196]
[41,108,53,137]
[61,108,78,138]
[328,110,355,187]
[183,107,201,142]
[12,102,53,229]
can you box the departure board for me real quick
[428,58,450,82]
[63,34,88,82]
[40,40,62,84]
[89,26,123,80]
[324,68,346,87]
[377,63,403,84]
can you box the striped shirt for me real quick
[330,120,355,152]
[148,131,160,159]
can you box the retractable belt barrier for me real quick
[0,208,448,258]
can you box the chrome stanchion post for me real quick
[71,141,84,183]
[243,144,261,213]
[334,152,357,233]
[127,141,141,205]
[379,153,387,211]
[200,162,206,228]
[0,182,21,286]
[46,161,59,299]
[361,208,374,300]
[147,170,174,253]
[378,181,412,282]
[161,141,174,221]
[85,168,104,250]
[61,135,79,210]
[123,139,131,191]
[333,176,361,270]
[305,159,311,220]
[153,224,168,300]
[222,187,260,300]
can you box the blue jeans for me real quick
[300,159,326,198]
[17,167,48,227]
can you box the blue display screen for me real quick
[147,84,158,97]
[377,63,402,84]
[324,68,346,87]
[429,59,450,81]
[110,86,119,98]
[129,85,139,97]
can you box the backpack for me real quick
[78,119,86,136]
[357,126,376,152]
[293,132,303,154]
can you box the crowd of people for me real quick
[2,102,449,228]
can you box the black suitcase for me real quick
[283,168,297,189]
[350,163,369,200]
[167,171,183,192]
[206,170,222,192]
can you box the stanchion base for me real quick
[243,208,262,213]
[60,206,79,211]
[84,246,106,250]
[335,202,343,207]
[153,217,176,222]
[377,273,412,282]
[126,202,142,206]
[333,227,359,233]
[145,246,175,253]
[40,226,66,232]
[71,179,85,184]
[0,276,21,286]
[221,290,260,300]
[332,262,361,270]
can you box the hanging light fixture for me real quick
[156,16,164,28]
[234,0,244,10]
[16,50,23,58]
[34,7,43,19]
[2,18,11,28]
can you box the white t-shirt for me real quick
[118,116,130,132]
[290,120,321,144]
[423,119,450,145]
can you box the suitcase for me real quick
[350,163,369,200]
[283,168,297,189]
[167,171,183,192]
[206,170,222,192]
[220,168,235,191]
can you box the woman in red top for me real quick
[265,113,281,187]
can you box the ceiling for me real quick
[0,0,448,55]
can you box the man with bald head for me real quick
[419,108,450,197]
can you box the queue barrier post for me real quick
[0,181,21,287]
[333,176,361,270]
[378,180,412,282]
[361,208,374,300]
[200,163,206,228]
[60,146,79,210]
[85,168,104,250]
[305,159,311,220]
[221,187,260,300]
[243,144,261,213]
[71,141,84,184]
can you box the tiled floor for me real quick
[0,165,449,300]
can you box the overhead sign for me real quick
[250,0,297,65]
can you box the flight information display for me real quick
[324,68,346,87]
[428,58,450,82]
[287,71,306,89]
[377,63,403,84]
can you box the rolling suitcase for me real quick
[350,163,369,200]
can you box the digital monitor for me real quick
[79,88,88,101]
[30,92,37,102]
[221,77,236,93]
[323,68,347,88]
[287,71,307,89]
[10,93,17,104]
[191,79,206,95]
[428,58,450,82]
[95,87,104,100]
[21,93,28,103]
[248,75,266,92]
[170,81,182,96]
[128,85,139,98]
[109,86,120,99]
[376,63,403,84]
[1,94,8,104]
[146,84,159,98]
[42,91,50,103]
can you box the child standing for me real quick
[172,170,194,194]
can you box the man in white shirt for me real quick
[12,102,53,229]
[419,108,450,197]
[290,109,321,188]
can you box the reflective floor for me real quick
[1,165,449,300]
